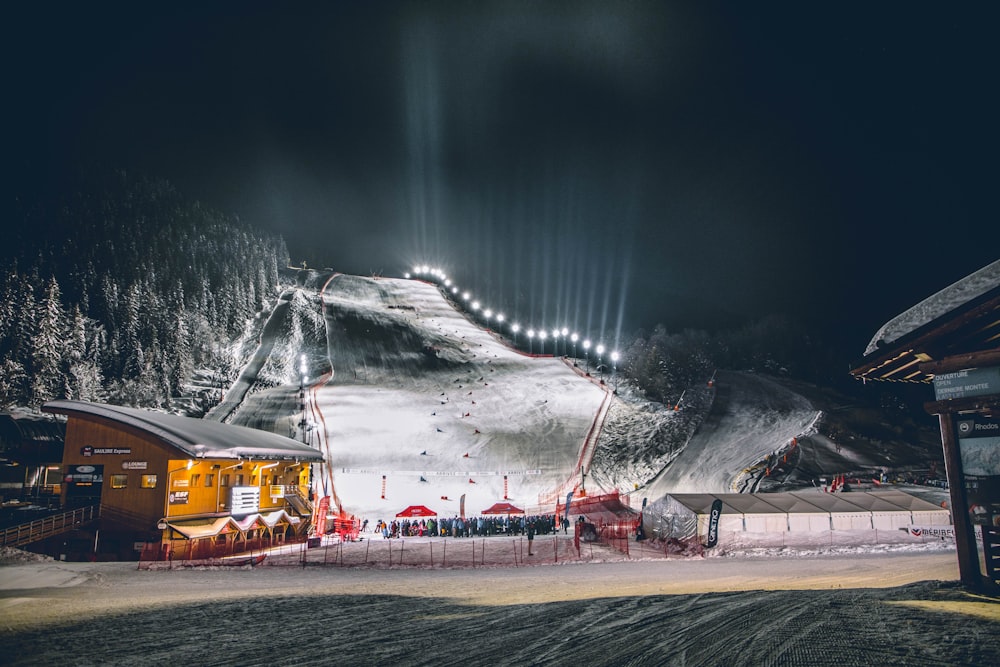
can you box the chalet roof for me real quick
[42,400,324,463]
[851,259,1000,384]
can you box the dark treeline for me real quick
[620,315,852,406]
[0,170,288,409]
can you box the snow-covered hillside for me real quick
[214,270,945,521]
[227,273,608,518]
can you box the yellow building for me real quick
[42,400,324,561]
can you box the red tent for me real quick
[481,502,525,515]
[395,505,437,518]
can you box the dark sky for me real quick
[6,2,998,357]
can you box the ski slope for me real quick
[231,274,607,518]
[224,271,828,519]
[642,370,819,495]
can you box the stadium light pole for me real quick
[583,339,591,374]
[527,329,535,355]
[570,333,579,360]
[538,330,547,355]
[561,328,569,357]
[596,344,605,382]
[511,323,520,348]
[611,351,620,393]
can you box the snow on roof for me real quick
[42,400,324,462]
[665,491,946,516]
[864,258,1000,356]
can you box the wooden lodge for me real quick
[40,400,324,562]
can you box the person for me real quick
[526,519,536,556]
[562,516,569,534]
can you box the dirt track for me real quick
[2,551,998,666]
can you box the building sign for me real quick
[122,461,148,470]
[230,486,260,515]
[168,490,189,505]
[956,416,1000,580]
[64,464,103,485]
[81,446,133,456]
[933,367,1000,401]
[269,485,285,498]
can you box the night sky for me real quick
[6,2,998,357]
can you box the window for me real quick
[141,474,157,489]
[190,474,200,486]
[221,474,230,487]
[110,474,128,489]
[204,474,214,488]
[250,475,257,485]
[236,474,244,486]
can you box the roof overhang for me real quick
[850,287,1000,385]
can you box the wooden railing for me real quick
[1,505,100,547]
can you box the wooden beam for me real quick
[936,413,983,589]
[919,349,1000,376]
[925,395,1000,416]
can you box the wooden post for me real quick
[938,412,980,587]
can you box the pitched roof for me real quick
[42,400,324,462]
[851,259,1000,384]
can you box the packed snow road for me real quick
[2,551,997,666]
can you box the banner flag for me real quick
[564,491,574,524]
[460,493,466,519]
[706,498,722,548]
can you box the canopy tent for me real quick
[481,502,525,515]
[396,505,437,518]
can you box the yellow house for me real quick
[43,400,324,561]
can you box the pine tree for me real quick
[31,275,66,406]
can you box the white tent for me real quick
[645,491,951,546]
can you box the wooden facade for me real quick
[43,400,324,561]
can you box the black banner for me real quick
[706,499,722,548]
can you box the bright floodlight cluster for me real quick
[406,265,620,383]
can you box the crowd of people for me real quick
[369,514,570,539]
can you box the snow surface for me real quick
[642,371,819,495]
[228,275,608,518]
[4,545,997,667]
[864,257,1000,356]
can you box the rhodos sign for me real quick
[706,499,722,548]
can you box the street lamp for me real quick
[583,339,591,373]
[511,323,520,347]
[596,344,605,381]
[538,330,547,355]
[527,329,535,355]
[570,332,579,360]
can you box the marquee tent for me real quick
[481,502,524,515]
[643,491,950,546]
[395,505,437,518]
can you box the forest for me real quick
[0,170,287,410]
[1,169,897,419]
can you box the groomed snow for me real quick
[230,275,608,519]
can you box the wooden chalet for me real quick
[41,400,324,561]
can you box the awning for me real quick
[166,517,240,540]
[481,502,524,515]
[396,505,437,518]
